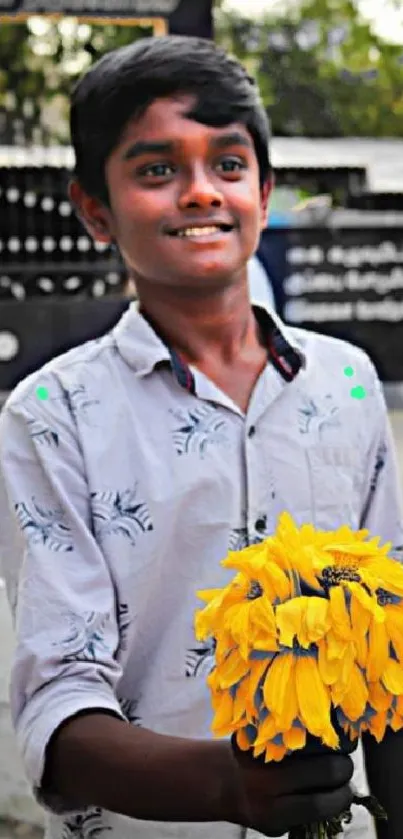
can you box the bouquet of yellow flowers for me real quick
[195,512,403,838]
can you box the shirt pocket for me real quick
[305,444,363,530]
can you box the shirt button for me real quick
[255,515,267,533]
[248,425,256,438]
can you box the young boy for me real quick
[0,36,402,839]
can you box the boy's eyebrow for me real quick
[211,131,253,150]
[122,132,253,162]
[123,140,174,161]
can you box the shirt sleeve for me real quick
[359,365,403,557]
[0,379,124,812]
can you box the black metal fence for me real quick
[0,163,125,300]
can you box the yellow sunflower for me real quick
[195,511,403,763]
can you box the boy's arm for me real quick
[43,709,352,831]
[0,380,126,811]
[0,378,236,821]
[358,365,403,839]
[43,711,237,821]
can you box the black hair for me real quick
[70,35,271,205]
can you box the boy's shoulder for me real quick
[289,324,376,375]
[3,331,116,415]
[285,324,384,409]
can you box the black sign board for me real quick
[260,226,403,382]
[0,0,180,18]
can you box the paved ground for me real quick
[0,822,42,839]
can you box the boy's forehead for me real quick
[118,95,254,150]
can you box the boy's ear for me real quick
[68,180,113,244]
[260,175,274,230]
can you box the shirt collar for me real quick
[113,300,306,393]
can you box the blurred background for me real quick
[0,0,403,399]
[0,0,403,832]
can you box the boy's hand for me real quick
[41,712,353,832]
[229,746,354,837]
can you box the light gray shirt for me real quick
[1,302,401,839]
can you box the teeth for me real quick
[177,226,221,237]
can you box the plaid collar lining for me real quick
[141,306,303,394]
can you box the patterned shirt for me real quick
[0,302,402,839]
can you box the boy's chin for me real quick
[176,262,247,286]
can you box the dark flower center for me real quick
[320,565,361,591]
[247,580,263,600]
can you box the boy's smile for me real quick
[91,95,269,294]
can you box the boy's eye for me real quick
[217,157,246,173]
[138,163,175,178]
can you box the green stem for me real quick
[288,792,387,839]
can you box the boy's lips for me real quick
[164,220,236,238]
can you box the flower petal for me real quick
[348,584,371,667]
[295,655,334,743]
[339,664,368,722]
[232,674,254,722]
[349,581,384,623]
[326,629,349,660]
[382,659,403,695]
[305,596,330,642]
[330,644,356,706]
[367,619,389,682]
[276,599,304,648]
[222,545,266,574]
[318,640,341,685]
[329,586,351,641]
[275,660,298,732]
[253,713,278,749]
[236,727,254,751]
[283,726,306,751]
[216,650,250,689]
[367,556,403,597]
[248,658,271,711]
[212,691,234,733]
[260,561,291,601]
[385,605,403,663]
[250,595,277,639]
[263,653,294,720]
[264,743,287,762]
[368,681,392,712]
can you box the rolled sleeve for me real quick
[0,380,124,808]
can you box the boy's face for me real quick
[72,95,270,293]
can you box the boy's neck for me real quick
[137,280,264,366]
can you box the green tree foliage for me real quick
[0,17,152,144]
[0,1,402,142]
[215,0,403,136]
